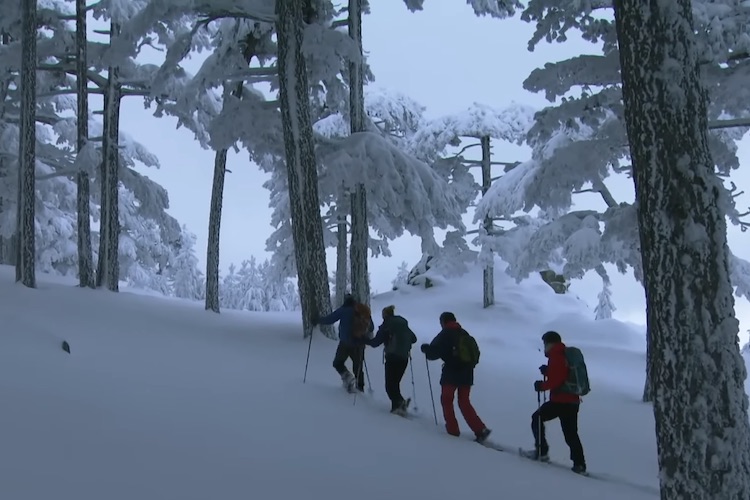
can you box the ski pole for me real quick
[364,355,373,394]
[409,352,418,411]
[303,325,315,383]
[425,354,438,426]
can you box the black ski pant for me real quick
[384,354,408,411]
[532,401,586,467]
[332,342,365,391]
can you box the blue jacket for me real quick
[318,305,374,345]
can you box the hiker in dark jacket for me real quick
[366,305,417,415]
[313,294,374,393]
[421,312,491,442]
[521,331,587,474]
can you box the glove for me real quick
[420,343,429,354]
[534,380,545,392]
[538,364,548,376]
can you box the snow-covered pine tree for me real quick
[16,0,37,288]
[594,272,615,320]
[170,225,204,300]
[409,102,535,307]
[347,0,369,306]
[391,261,409,290]
[614,0,750,497]
[276,0,334,338]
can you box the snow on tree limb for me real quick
[316,130,464,253]
[408,102,535,162]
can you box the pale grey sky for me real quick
[119,3,750,339]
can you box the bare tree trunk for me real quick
[205,147,227,313]
[480,135,494,308]
[75,0,94,288]
[276,0,333,339]
[16,0,36,288]
[614,0,750,497]
[347,0,369,305]
[96,22,121,291]
[335,184,348,306]
[0,32,10,265]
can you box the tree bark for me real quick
[347,0,369,306]
[96,22,121,291]
[335,183,348,307]
[75,0,94,288]
[614,0,750,498]
[480,135,494,308]
[276,0,334,339]
[205,147,227,313]
[0,32,10,265]
[16,0,37,288]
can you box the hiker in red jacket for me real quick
[521,331,587,474]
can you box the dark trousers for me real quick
[332,342,365,390]
[384,354,408,411]
[532,401,586,466]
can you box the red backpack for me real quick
[352,303,372,339]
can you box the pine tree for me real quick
[594,277,615,320]
[171,227,204,300]
[16,0,37,288]
[614,0,750,497]
[347,0,370,306]
[276,0,333,338]
[75,0,94,288]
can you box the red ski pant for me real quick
[440,385,486,436]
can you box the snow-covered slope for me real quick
[0,263,659,500]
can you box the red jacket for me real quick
[540,343,580,404]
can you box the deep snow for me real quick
[0,262,662,500]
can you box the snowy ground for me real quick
[0,263,662,500]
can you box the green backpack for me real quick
[561,346,591,396]
[454,330,480,367]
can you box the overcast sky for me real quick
[118,2,750,340]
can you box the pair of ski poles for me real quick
[303,326,427,414]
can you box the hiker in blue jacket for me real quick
[313,294,374,393]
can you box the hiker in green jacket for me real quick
[366,305,417,415]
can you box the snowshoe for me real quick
[341,372,357,393]
[519,448,550,462]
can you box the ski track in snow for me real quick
[0,262,669,500]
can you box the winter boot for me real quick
[572,464,587,475]
[520,448,549,462]
[474,427,492,443]
[393,398,410,417]
[341,371,357,393]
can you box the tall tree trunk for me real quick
[16,0,36,288]
[347,0,369,305]
[335,183,348,306]
[96,21,121,291]
[276,0,333,339]
[480,135,494,308]
[614,1,750,498]
[205,34,259,313]
[205,147,227,313]
[0,32,10,265]
[75,0,94,288]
